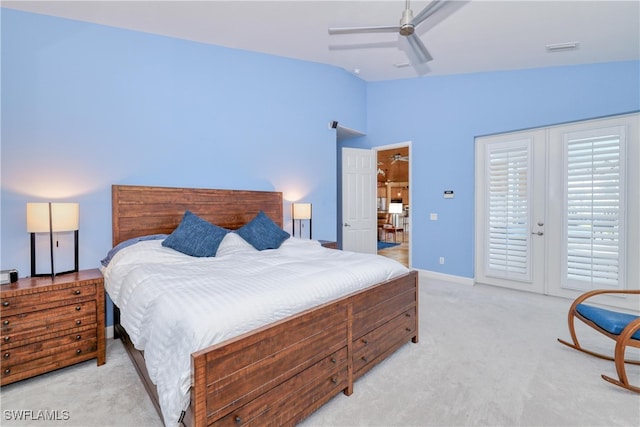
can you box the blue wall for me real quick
[0,9,365,325]
[364,62,640,276]
[2,8,639,325]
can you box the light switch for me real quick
[430,213,438,221]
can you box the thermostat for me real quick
[444,190,454,199]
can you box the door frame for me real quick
[375,141,412,268]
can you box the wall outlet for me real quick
[430,213,438,221]
[439,257,445,265]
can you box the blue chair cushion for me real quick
[576,304,640,340]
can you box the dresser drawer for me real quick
[353,307,416,375]
[212,347,349,426]
[1,337,97,384]
[2,301,97,348]
[2,325,96,366]
[0,283,96,316]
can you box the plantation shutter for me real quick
[564,127,626,290]
[485,140,531,281]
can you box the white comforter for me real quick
[102,234,409,426]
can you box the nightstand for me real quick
[0,269,105,386]
[319,240,338,249]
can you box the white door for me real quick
[546,115,639,309]
[476,113,639,310]
[475,129,547,294]
[342,147,377,253]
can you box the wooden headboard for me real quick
[112,185,284,246]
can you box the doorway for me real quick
[376,143,411,268]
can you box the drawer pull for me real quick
[3,320,8,326]
[331,377,338,384]
[405,312,411,317]
[3,336,9,342]
[405,327,412,332]
[3,352,9,359]
[76,349,82,354]
[2,301,8,307]
[76,320,82,325]
[361,339,368,345]
[4,368,10,375]
[330,357,336,364]
[74,290,81,295]
[361,356,368,362]
[234,415,242,424]
[75,335,82,340]
[75,306,82,311]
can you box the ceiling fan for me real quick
[328,0,465,72]
[391,153,409,163]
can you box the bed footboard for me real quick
[190,270,418,426]
[114,271,418,426]
[191,300,353,426]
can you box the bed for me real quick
[106,184,419,426]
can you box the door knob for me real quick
[343,223,351,227]
[531,231,544,236]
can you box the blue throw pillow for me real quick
[237,211,290,251]
[162,211,230,257]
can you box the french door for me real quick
[475,113,639,310]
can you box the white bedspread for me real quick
[102,235,409,426]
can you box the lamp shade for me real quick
[389,202,403,214]
[292,203,312,220]
[27,203,79,233]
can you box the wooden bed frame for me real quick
[110,184,419,426]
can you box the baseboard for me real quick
[106,325,114,339]
[416,269,474,286]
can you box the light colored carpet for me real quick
[1,273,638,426]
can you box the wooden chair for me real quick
[377,213,391,241]
[557,289,640,393]
[378,213,403,242]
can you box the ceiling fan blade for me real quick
[329,40,399,51]
[412,0,469,29]
[328,25,400,35]
[406,33,433,64]
[411,0,449,27]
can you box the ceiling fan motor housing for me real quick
[399,8,415,36]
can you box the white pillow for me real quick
[215,232,258,257]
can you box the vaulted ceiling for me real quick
[4,1,639,82]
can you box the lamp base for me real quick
[30,231,79,279]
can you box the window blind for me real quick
[486,143,531,280]
[565,131,624,289]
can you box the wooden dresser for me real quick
[0,269,105,386]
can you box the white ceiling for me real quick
[4,0,639,81]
